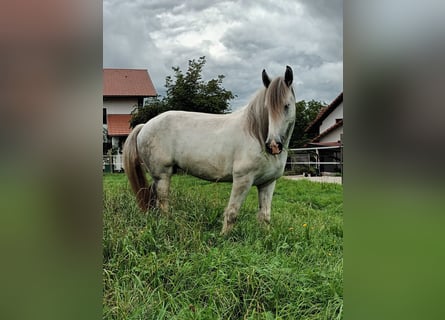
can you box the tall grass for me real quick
[103,174,343,319]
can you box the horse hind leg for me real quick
[221,176,253,235]
[154,173,171,213]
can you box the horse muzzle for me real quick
[265,140,283,155]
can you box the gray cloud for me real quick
[104,0,343,109]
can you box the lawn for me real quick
[103,173,343,319]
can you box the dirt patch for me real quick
[284,175,342,184]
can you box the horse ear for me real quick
[284,65,293,87]
[262,69,271,88]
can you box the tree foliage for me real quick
[130,56,234,128]
[130,97,169,128]
[289,100,326,148]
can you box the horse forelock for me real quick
[244,76,294,146]
[265,76,293,121]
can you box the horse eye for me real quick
[284,104,289,111]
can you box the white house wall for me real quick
[320,126,343,143]
[103,97,139,114]
[320,102,343,133]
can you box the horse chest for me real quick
[251,154,286,185]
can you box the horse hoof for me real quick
[220,224,233,236]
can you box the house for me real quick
[305,92,343,174]
[103,68,157,154]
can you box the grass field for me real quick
[103,173,343,319]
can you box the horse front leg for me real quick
[221,176,253,235]
[257,180,276,225]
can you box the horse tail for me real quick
[122,124,156,211]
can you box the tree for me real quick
[289,100,326,148]
[165,56,234,113]
[129,96,169,128]
[130,56,235,127]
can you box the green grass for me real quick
[103,173,343,319]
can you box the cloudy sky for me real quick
[103,0,342,110]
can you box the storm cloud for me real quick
[103,0,343,109]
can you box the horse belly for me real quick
[173,131,235,182]
[175,149,233,182]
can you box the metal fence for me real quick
[286,146,343,177]
[103,145,343,176]
[103,154,124,173]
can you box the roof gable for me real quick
[310,119,343,143]
[103,69,157,97]
[305,92,343,133]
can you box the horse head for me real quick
[262,66,296,155]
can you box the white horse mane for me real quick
[244,88,268,147]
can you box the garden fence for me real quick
[103,145,343,176]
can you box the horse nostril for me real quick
[265,141,282,155]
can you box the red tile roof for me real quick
[107,114,132,136]
[103,69,157,97]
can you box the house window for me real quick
[103,108,107,124]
